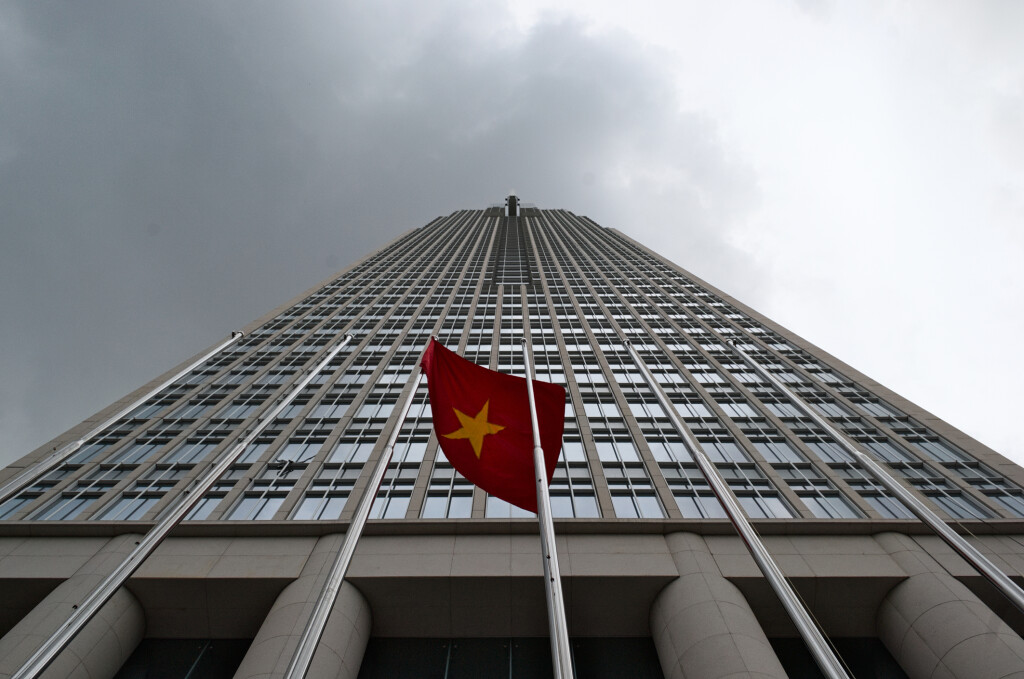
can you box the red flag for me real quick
[421,338,566,513]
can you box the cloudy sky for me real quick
[1,1,1021,469]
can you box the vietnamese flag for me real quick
[421,338,566,513]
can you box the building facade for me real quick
[2,198,1024,678]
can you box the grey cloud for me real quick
[792,0,833,20]
[0,2,759,465]
[992,89,1024,170]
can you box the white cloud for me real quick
[511,0,1024,463]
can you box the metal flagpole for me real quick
[12,334,354,679]
[0,332,245,505]
[623,338,851,679]
[284,368,425,679]
[520,337,574,679]
[728,339,1024,614]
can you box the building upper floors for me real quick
[3,205,1022,532]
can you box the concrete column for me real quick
[876,532,1024,679]
[651,532,788,679]
[233,533,371,679]
[0,533,146,679]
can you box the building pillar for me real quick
[233,533,371,679]
[651,532,788,679]
[0,533,146,679]
[876,532,1024,679]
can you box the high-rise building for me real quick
[1,197,1023,679]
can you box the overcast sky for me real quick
[1,1,1021,470]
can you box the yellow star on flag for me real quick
[443,400,505,458]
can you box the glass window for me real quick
[184,495,225,521]
[753,441,802,464]
[372,493,410,519]
[293,494,348,521]
[421,495,449,519]
[595,441,617,462]
[569,494,600,518]
[330,441,375,464]
[600,402,621,418]
[276,441,321,463]
[217,402,258,420]
[673,401,712,418]
[357,402,395,419]
[301,403,333,422]
[930,493,993,520]
[549,494,574,518]
[485,496,534,519]
[0,496,34,520]
[615,441,640,462]
[561,441,586,462]
[703,441,748,463]
[167,402,212,420]
[611,494,638,518]
[163,441,217,464]
[864,494,914,519]
[915,439,969,464]
[737,494,793,519]
[67,442,111,465]
[865,441,914,464]
[635,494,665,518]
[990,493,1024,518]
[109,442,163,464]
[395,441,427,464]
[674,493,727,519]
[802,494,860,519]
[227,495,285,521]
[719,402,756,418]
[98,495,159,521]
[804,441,852,464]
[448,493,473,518]
[32,494,99,521]
[128,402,165,420]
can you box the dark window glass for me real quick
[358,638,663,679]
[769,638,907,679]
[114,639,252,678]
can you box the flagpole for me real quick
[520,337,574,679]
[624,338,851,679]
[12,333,355,679]
[728,339,1024,614]
[283,367,425,679]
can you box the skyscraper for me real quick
[2,197,1023,678]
